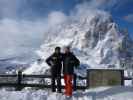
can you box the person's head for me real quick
[64,46,71,53]
[55,46,61,54]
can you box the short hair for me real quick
[64,46,71,50]
[55,46,61,51]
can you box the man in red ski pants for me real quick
[63,46,80,97]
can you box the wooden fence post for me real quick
[121,70,125,86]
[16,70,22,91]
[86,70,90,88]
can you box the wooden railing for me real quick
[0,70,87,91]
[0,69,132,91]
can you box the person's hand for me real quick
[49,61,55,66]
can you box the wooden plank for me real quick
[0,74,86,80]
[0,83,86,90]
[87,69,124,71]
[77,76,87,80]
[23,74,54,78]
[23,74,86,79]
[0,74,17,77]
[124,77,133,80]
[76,86,87,90]
[0,83,18,87]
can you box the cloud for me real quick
[48,11,67,27]
[0,0,20,18]
[124,14,133,23]
[79,0,121,9]
[0,10,67,58]
[0,19,45,58]
[0,0,123,59]
[0,0,49,19]
[0,0,70,20]
[0,0,122,19]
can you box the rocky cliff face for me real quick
[24,9,133,76]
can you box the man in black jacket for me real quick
[46,47,63,93]
[63,46,80,96]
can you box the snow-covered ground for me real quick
[0,86,133,100]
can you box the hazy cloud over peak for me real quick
[0,0,123,20]
[124,14,133,23]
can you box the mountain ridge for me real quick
[24,9,133,76]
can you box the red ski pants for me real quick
[64,74,73,96]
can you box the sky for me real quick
[0,0,133,59]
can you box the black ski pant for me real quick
[73,73,77,91]
[51,74,61,92]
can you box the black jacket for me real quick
[46,53,63,76]
[63,52,80,75]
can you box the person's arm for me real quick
[45,55,54,66]
[74,55,80,67]
[71,54,80,68]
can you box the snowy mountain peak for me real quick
[24,10,133,75]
